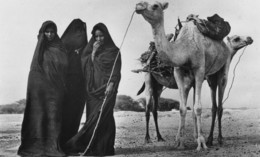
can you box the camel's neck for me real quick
[152,23,167,48]
[151,22,184,66]
[226,42,238,60]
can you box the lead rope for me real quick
[222,46,247,104]
[80,11,135,156]
[213,46,247,128]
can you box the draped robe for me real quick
[59,19,88,148]
[18,21,68,157]
[64,23,121,156]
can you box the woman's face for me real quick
[44,27,56,41]
[94,29,105,45]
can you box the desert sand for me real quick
[0,108,260,157]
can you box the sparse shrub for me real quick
[0,99,26,114]
[203,112,212,118]
[159,97,179,111]
[135,97,179,111]
[115,95,144,112]
[223,110,231,115]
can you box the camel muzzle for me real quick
[246,37,253,45]
[135,2,146,14]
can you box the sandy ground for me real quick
[0,108,260,157]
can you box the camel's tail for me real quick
[137,83,145,95]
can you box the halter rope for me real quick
[213,46,248,128]
[222,46,248,104]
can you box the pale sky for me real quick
[0,0,259,108]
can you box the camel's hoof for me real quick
[175,140,185,149]
[218,136,224,146]
[196,136,208,151]
[174,141,180,148]
[206,136,213,146]
[196,145,208,151]
[206,140,213,146]
[144,138,152,144]
[196,146,202,151]
[157,136,165,142]
[177,145,185,150]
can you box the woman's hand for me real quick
[105,82,114,96]
[92,41,101,61]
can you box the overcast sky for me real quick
[0,0,259,108]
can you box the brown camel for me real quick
[136,35,253,145]
[135,1,253,150]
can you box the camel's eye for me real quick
[152,4,159,10]
[234,37,240,42]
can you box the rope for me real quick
[222,46,247,104]
[212,46,247,129]
[80,11,135,156]
[106,11,136,86]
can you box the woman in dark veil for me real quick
[64,23,121,156]
[59,19,88,149]
[18,21,68,157]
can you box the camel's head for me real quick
[227,35,253,52]
[135,1,169,26]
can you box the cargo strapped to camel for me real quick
[132,35,174,77]
[187,14,231,41]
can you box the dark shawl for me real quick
[64,23,121,156]
[59,19,88,148]
[18,21,68,157]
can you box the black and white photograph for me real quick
[0,0,259,156]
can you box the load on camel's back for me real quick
[187,13,231,41]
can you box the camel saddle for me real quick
[187,14,231,41]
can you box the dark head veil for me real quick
[61,19,88,53]
[39,21,57,35]
[31,20,64,70]
[81,23,117,58]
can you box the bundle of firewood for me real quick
[135,41,174,77]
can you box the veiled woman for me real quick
[64,23,121,156]
[59,19,88,149]
[18,21,68,157]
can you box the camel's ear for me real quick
[162,2,169,10]
[227,36,230,42]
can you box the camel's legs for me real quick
[206,74,218,146]
[145,96,152,143]
[192,86,198,141]
[144,73,165,143]
[144,73,153,143]
[152,82,164,142]
[174,68,192,149]
[142,49,158,143]
[217,74,227,145]
[193,68,208,151]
